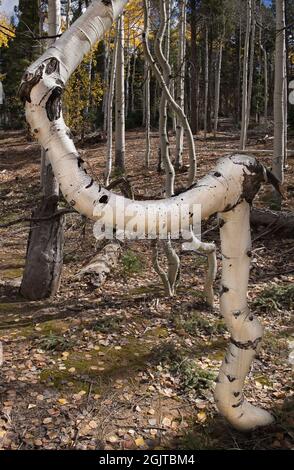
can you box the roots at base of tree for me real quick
[20,196,65,300]
[250,208,294,238]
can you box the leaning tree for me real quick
[20,0,281,431]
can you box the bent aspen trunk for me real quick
[21,0,275,431]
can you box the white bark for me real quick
[273,0,286,205]
[143,0,151,168]
[41,0,61,193]
[182,230,217,308]
[154,0,174,197]
[204,22,209,140]
[105,27,118,186]
[213,31,223,137]
[240,0,252,150]
[175,0,186,167]
[246,0,256,132]
[66,0,72,29]
[102,37,111,132]
[260,44,268,125]
[125,19,131,117]
[22,0,275,431]
[215,201,273,431]
[48,0,61,47]
[130,45,137,114]
[115,13,125,172]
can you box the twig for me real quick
[114,424,166,431]
[0,209,77,228]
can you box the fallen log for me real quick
[76,241,121,287]
[251,208,294,238]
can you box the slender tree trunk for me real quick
[154,0,174,197]
[246,0,256,132]
[240,0,252,150]
[130,45,137,114]
[273,0,286,206]
[190,0,198,134]
[125,20,131,118]
[105,28,118,186]
[236,15,242,123]
[20,0,64,301]
[260,43,268,125]
[175,0,186,168]
[214,22,224,137]
[115,13,125,173]
[143,0,151,168]
[103,37,111,132]
[66,0,72,29]
[204,22,209,140]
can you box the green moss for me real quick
[0,267,23,279]
[252,284,294,312]
[253,373,273,387]
[146,326,169,339]
[173,359,216,392]
[39,336,156,392]
[90,315,124,333]
[121,249,145,274]
[263,332,289,355]
[173,311,226,336]
[0,212,21,225]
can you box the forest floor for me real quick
[0,127,293,450]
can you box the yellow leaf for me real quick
[58,398,68,405]
[135,437,145,447]
[197,411,207,423]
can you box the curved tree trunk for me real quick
[21,0,276,431]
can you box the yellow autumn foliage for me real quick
[0,16,15,48]
[63,47,103,136]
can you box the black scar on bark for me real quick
[233,391,240,397]
[232,397,244,408]
[99,195,109,204]
[77,156,85,168]
[70,200,76,206]
[85,179,94,189]
[66,129,74,140]
[45,58,60,75]
[230,336,262,350]
[46,86,63,121]
[214,171,222,177]
[220,285,229,296]
[223,200,241,212]
[19,64,45,103]
[227,375,236,382]
[233,310,241,318]
[219,218,225,228]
